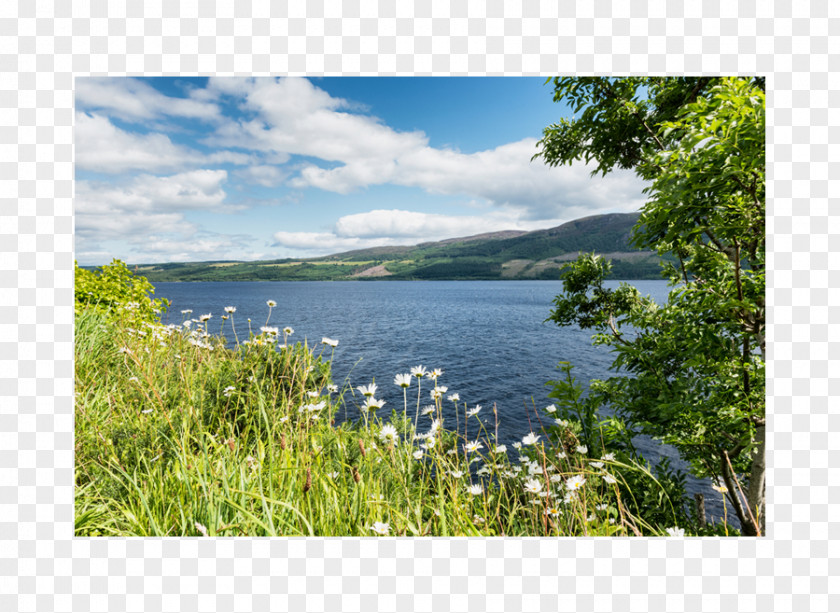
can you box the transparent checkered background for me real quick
[1,1,836,611]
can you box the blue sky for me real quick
[74,77,647,265]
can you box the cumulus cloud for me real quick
[75,112,256,174]
[202,77,647,221]
[75,170,233,261]
[76,77,221,123]
[271,208,560,257]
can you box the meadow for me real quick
[74,261,733,537]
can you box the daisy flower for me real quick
[420,405,436,416]
[575,444,588,454]
[493,444,507,453]
[411,365,427,378]
[447,393,460,402]
[327,384,338,394]
[589,461,604,469]
[450,470,464,478]
[363,397,386,412]
[512,442,522,450]
[321,337,338,347]
[521,432,541,446]
[466,405,482,417]
[545,404,557,414]
[467,484,484,496]
[464,440,483,453]
[412,450,424,460]
[566,475,586,491]
[266,300,277,308]
[430,368,443,379]
[369,522,390,536]
[394,373,412,388]
[224,306,236,313]
[523,478,543,494]
[199,313,212,322]
[357,383,377,397]
[283,326,294,335]
[603,474,618,484]
[181,309,192,315]
[665,527,685,537]
[379,424,399,443]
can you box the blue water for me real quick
[154,279,734,525]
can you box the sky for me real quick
[74,76,648,266]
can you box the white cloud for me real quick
[76,77,221,123]
[234,164,289,187]
[202,77,647,220]
[75,112,257,174]
[270,208,565,257]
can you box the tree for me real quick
[534,77,765,535]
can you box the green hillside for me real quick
[121,212,667,282]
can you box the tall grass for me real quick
[75,295,704,537]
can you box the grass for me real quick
[75,294,709,537]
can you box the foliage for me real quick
[534,77,765,535]
[75,259,169,325]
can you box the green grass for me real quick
[74,295,719,537]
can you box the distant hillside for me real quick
[126,212,667,282]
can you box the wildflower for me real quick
[546,507,561,518]
[450,470,464,478]
[550,474,563,483]
[421,437,436,450]
[428,418,442,434]
[446,448,458,456]
[279,416,290,424]
[556,450,567,459]
[306,391,320,398]
[602,474,618,484]
[410,365,428,378]
[476,465,491,476]
[512,442,522,450]
[222,386,235,398]
[260,326,279,336]
[566,475,586,491]
[466,405,481,417]
[473,515,485,525]
[181,309,192,315]
[283,326,294,335]
[430,386,447,400]
[195,522,208,537]
[224,306,236,313]
[321,337,338,347]
[575,445,588,454]
[430,368,443,379]
[394,373,412,388]
[379,424,399,444]
[363,397,386,412]
[327,384,338,394]
[596,503,608,511]
[524,478,543,494]
[467,484,484,496]
[199,313,212,322]
[420,405,436,416]
[182,321,192,328]
[711,480,728,493]
[245,456,257,470]
[369,522,390,536]
[141,409,153,415]
[464,440,483,453]
[493,444,507,453]
[521,432,540,446]
[589,461,604,469]
[555,418,569,427]
[412,450,424,460]
[266,300,277,307]
[357,383,377,398]
[447,393,460,402]
[665,527,685,537]
[327,471,339,480]
[545,404,557,413]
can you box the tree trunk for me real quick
[746,423,766,536]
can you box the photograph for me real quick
[73,76,765,538]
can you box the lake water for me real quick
[154,279,734,525]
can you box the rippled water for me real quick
[154,279,734,524]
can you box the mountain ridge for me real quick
[121,211,667,281]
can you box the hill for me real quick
[126,212,666,282]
